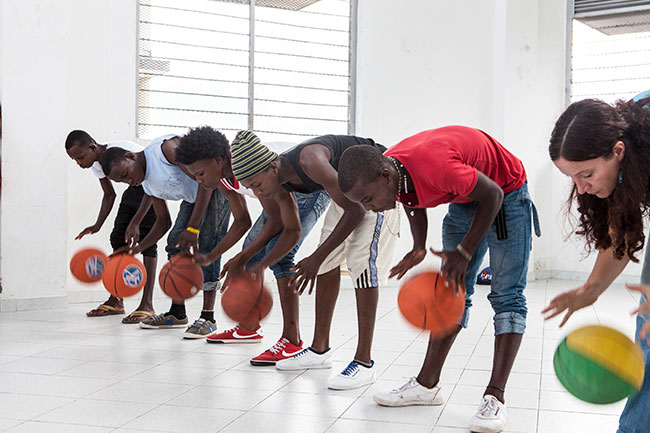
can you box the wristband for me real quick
[186,226,200,235]
[456,243,472,261]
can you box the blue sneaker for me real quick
[327,360,376,390]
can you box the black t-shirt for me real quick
[281,135,385,194]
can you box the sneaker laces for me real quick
[393,376,420,393]
[341,361,360,376]
[269,338,289,354]
[189,318,207,328]
[151,313,168,323]
[477,395,500,417]
[293,348,309,358]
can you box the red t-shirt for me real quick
[384,126,526,208]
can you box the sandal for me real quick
[122,310,155,324]
[86,303,125,317]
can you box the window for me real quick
[138,0,353,142]
[571,1,650,102]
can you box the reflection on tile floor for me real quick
[0,279,640,432]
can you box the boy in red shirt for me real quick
[338,126,540,433]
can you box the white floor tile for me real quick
[220,412,335,433]
[537,409,620,433]
[86,381,194,404]
[35,399,156,428]
[0,393,73,420]
[4,421,112,433]
[0,279,640,432]
[122,405,243,433]
[253,390,356,417]
[328,418,432,433]
[341,396,443,426]
[166,385,274,410]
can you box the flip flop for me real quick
[122,310,155,324]
[86,303,125,317]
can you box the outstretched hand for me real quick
[541,283,599,327]
[290,255,321,295]
[389,249,427,280]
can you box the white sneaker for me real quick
[373,377,445,407]
[327,360,376,390]
[469,394,508,433]
[276,348,333,371]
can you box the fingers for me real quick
[626,283,643,292]
[307,279,315,295]
[558,309,574,328]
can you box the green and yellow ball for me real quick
[554,325,645,404]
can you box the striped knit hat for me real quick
[231,130,278,181]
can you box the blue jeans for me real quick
[617,249,650,433]
[245,191,331,278]
[166,189,231,290]
[442,183,539,335]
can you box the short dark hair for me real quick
[338,145,387,192]
[65,130,95,150]
[175,126,229,165]
[100,147,129,176]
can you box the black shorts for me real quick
[111,185,157,257]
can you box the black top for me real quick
[281,135,385,194]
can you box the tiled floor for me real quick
[0,279,641,433]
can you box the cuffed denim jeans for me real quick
[442,183,540,335]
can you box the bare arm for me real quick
[543,245,630,326]
[195,185,252,265]
[256,189,302,270]
[431,172,503,291]
[128,196,172,255]
[290,146,364,293]
[389,207,428,279]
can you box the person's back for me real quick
[280,135,384,194]
[141,134,198,203]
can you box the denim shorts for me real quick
[244,190,331,278]
[166,188,231,291]
[617,247,650,433]
[442,182,540,336]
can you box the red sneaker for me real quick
[250,337,303,366]
[206,324,263,344]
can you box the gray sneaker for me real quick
[183,318,217,339]
[139,313,188,329]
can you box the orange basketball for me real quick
[70,247,107,283]
[221,274,273,326]
[101,254,147,297]
[159,255,203,301]
[398,270,465,336]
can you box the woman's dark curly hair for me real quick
[175,125,229,165]
[549,97,650,261]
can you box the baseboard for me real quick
[0,295,69,312]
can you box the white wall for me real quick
[1,0,643,311]
[354,0,644,283]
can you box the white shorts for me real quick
[317,202,399,288]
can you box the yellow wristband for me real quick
[456,243,472,261]
[186,226,200,235]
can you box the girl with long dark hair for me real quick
[543,94,650,433]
